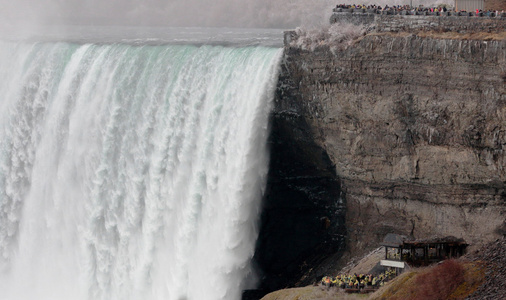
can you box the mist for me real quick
[0,0,335,30]
[0,0,454,33]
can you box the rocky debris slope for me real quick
[466,236,506,299]
[338,247,384,275]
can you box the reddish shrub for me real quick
[414,259,465,300]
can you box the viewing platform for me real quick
[381,234,468,271]
[329,10,506,34]
[332,7,506,18]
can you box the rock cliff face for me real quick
[252,90,345,292]
[256,17,505,292]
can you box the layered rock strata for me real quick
[272,22,505,270]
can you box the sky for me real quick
[0,0,452,31]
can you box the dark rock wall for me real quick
[271,33,505,266]
[252,86,345,292]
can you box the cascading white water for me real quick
[0,40,282,300]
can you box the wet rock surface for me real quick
[252,108,345,294]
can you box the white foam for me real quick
[0,41,282,300]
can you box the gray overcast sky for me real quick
[0,0,451,30]
[0,0,333,28]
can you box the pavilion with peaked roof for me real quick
[380,234,468,270]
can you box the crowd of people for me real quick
[320,269,397,292]
[333,3,505,17]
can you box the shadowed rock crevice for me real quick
[252,109,345,294]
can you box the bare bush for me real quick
[291,21,366,51]
[414,259,465,300]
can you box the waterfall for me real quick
[0,40,282,300]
